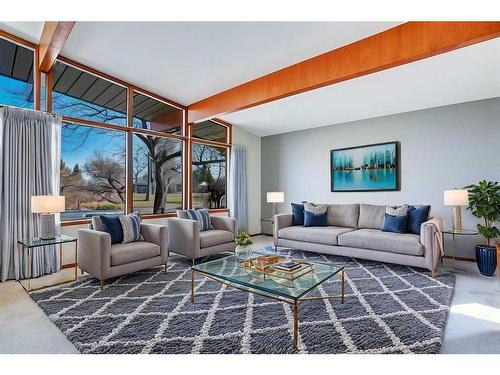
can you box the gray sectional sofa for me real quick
[274,203,441,276]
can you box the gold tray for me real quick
[236,255,314,282]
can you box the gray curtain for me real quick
[0,107,62,281]
[228,144,247,232]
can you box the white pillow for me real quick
[386,205,408,217]
[304,202,328,214]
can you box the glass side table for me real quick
[17,235,78,292]
[442,228,478,273]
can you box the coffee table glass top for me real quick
[442,228,478,235]
[192,255,343,300]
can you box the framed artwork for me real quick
[330,141,400,192]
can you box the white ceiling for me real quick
[0,21,400,104]
[221,37,500,136]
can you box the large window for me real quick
[133,92,183,135]
[132,134,183,214]
[191,120,228,143]
[51,61,127,126]
[60,122,126,221]
[192,143,227,209]
[0,38,34,109]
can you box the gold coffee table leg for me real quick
[293,300,299,349]
[191,269,195,302]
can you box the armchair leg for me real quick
[431,269,436,278]
[100,280,104,290]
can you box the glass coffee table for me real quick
[191,255,345,349]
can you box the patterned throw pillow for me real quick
[186,209,213,231]
[303,202,328,215]
[385,205,408,217]
[119,212,142,243]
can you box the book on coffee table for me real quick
[275,261,302,272]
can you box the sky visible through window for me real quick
[0,75,34,109]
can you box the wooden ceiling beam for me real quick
[187,21,500,123]
[38,21,75,73]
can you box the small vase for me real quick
[235,244,253,261]
[475,245,497,277]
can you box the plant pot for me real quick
[235,244,253,261]
[475,245,497,277]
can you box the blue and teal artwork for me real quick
[330,142,399,192]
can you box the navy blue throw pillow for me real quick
[291,203,305,226]
[382,213,407,234]
[99,215,124,244]
[303,210,327,227]
[406,205,430,234]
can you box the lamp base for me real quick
[40,213,56,240]
[452,206,462,231]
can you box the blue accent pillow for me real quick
[406,205,430,234]
[291,203,305,226]
[99,215,124,244]
[186,208,213,231]
[303,210,327,227]
[382,213,408,234]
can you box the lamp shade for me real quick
[31,195,65,213]
[267,192,284,203]
[443,189,469,206]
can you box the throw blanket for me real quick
[426,217,444,256]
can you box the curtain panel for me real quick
[228,144,247,232]
[0,107,62,281]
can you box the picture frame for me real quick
[330,141,400,192]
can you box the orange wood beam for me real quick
[38,21,75,73]
[188,21,500,123]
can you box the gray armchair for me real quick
[166,213,237,264]
[77,223,168,289]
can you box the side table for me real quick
[441,228,478,273]
[17,235,78,292]
[260,218,274,236]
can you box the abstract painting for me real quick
[330,141,399,192]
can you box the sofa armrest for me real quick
[166,218,201,259]
[141,223,168,262]
[273,214,293,246]
[211,215,237,236]
[420,218,443,273]
[77,229,112,280]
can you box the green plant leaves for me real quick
[465,180,500,245]
[235,230,253,246]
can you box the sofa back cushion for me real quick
[326,204,359,229]
[358,204,386,230]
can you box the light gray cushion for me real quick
[176,210,189,219]
[111,241,161,266]
[279,226,355,246]
[338,229,424,256]
[326,204,359,229]
[358,204,386,230]
[199,230,234,248]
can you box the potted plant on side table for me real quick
[235,231,254,261]
[465,180,500,277]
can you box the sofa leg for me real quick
[431,269,437,278]
[100,280,104,290]
[164,252,169,274]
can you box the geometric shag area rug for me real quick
[29,246,455,354]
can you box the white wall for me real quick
[232,126,262,235]
[261,98,500,258]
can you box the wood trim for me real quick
[61,262,77,270]
[39,22,75,73]
[129,126,186,142]
[0,29,37,49]
[34,46,41,110]
[187,21,500,122]
[61,116,128,132]
[126,87,134,214]
[62,219,90,227]
[46,69,53,112]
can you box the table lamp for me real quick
[31,195,65,240]
[267,192,284,217]
[443,189,469,231]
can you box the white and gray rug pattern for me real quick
[30,247,455,354]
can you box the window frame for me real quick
[0,30,233,226]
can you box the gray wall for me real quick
[261,98,500,258]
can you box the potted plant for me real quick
[235,230,253,261]
[465,180,500,276]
